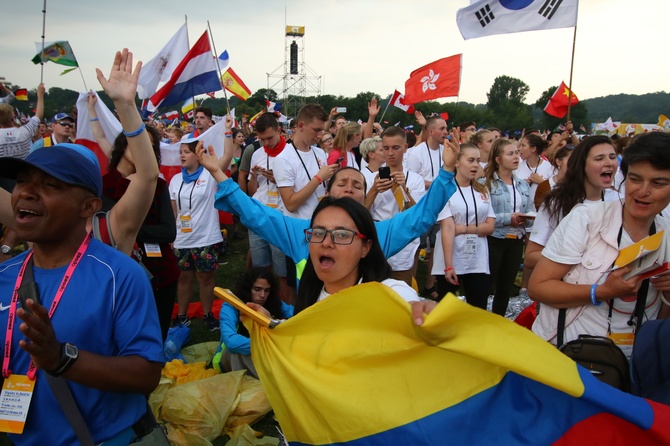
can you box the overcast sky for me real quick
[1,0,667,108]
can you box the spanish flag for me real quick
[248,283,670,445]
[221,68,251,101]
[14,89,28,101]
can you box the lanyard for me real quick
[526,158,540,174]
[426,144,443,179]
[293,145,324,188]
[457,183,479,228]
[177,181,196,211]
[4,233,92,380]
[510,180,517,213]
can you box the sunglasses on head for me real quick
[56,121,74,128]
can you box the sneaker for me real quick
[204,312,219,331]
[173,314,191,327]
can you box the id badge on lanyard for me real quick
[179,213,193,233]
[463,234,478,254]
[0,375,35,433]
[607,332,635,359]
[266,190,279,208]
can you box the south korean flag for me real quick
[457,0,579,40]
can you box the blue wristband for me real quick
[590,284,601,306]
[89,118,99,122]
[122,122,145,138]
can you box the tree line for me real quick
[9,77,668,133]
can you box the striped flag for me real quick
[148,31,221,110]
[221,68,252,101]
[14,89,28,101]
[248,283,670,445]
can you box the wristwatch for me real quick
[0,245,10,255]
[47,343,79,377]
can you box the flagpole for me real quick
[207,21,231,113]
[566,25,578,121]
[378,91,393,125]
[40,0,47,83]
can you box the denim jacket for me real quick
[484,172,534,239]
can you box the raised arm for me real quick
[96,49,159,256]
[361,98,379,140]
[85,92,113,157]
[34,83,45,121]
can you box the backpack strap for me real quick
[91,211,117,249]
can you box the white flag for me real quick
[457,0,579,40]
[137,23,189,99]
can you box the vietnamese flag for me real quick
[14,89,28,101]
[404,54,462,104]
[544,81,579,118]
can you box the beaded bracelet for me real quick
[590,284,601,306]
[122,122,145,138]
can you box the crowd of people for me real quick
[1,47,670,444]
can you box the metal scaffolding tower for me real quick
[267,26,322,119]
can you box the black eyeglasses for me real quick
[56,121,74,128]
[304,228,367,245]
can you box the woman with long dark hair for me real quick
[529,133,670,355]
[294,197,418,313]
[102,125,179,341]
[214,267,293,378]
[525,136,619,270]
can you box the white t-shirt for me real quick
[406,141,443,184]
[249,148,283,210]
[0,116,40,159]
[361,166,378,194]
[274,143,328,219]
[515,158,554,205]
[317,278,419,303]
[529,189,621,247]
[432,185,496,275]
[169,168,223,249]
[541,206,664,353]
[368,170,425,271]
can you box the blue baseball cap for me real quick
[0,144,102,197]
[51,112,75,123]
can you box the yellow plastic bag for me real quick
[225,424,279,446]
[163,359,218,385]
[225,375,272,432]
[161,371,245,440]
[181,341,220,364]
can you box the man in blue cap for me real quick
[30,112,75,151]
[0,47,164,446]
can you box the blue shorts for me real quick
[248,230,287,277]
[174,244,221,273]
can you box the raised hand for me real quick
[95,48,142,105]
[414,110,426,127]
[368,98,380,118]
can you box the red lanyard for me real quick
[3,233,92,380]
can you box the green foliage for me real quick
[485,76,533,131]
[581,92,669,123]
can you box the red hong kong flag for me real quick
[544,81,579,119]
[404,54,462,104]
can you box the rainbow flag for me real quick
[248,283,670,445]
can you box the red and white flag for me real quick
[390,90,415,114]
[75,92,122,173]
[404,54,462,104]
[164,110,180,120]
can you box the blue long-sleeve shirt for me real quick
[214,168,457,281]
[218,301,294,355]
